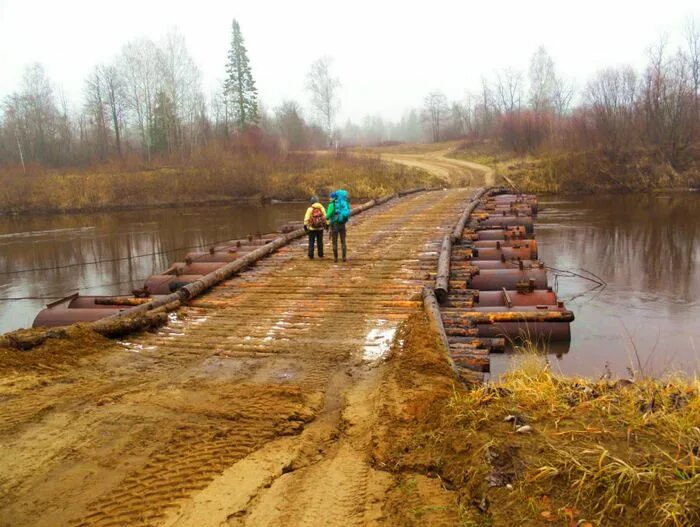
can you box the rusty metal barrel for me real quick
[474,227,527,240]
[184,251,240,263]
[172,262,227,275]
[144,274,204,294]
[472,246,535,261]
[476,216,534,233]
[466,269,547,290]
[473,240,538,258]
[476,321,571,342]
[469,260,540,270]
[33,306,126,327]
[475,289,558,307]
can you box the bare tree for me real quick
[529,46,557,112]
[84,66,109,159]
[118,38,161,161]
[684,17,700,132]
[306,56,341,145]
[494,67,524,113]
[423,91,448,142]
[585,66,638,152]
[101,65,125,158]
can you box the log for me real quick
[94,297,153,306]
[442,310,574,324]
[422,287,459,376]
[450,186,490,242]
[447,336,506,352]
[435,235,452,304]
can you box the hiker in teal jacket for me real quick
[326,190,350,262]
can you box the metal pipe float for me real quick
[466,269,547,290]
[475,216,534,233]
[475,289,558,306]
[475,321,571,342]
[471,227,527,240]
[143,274,204,294]
[473,240,538,258]
[33,306,127,328]
[470,247,535,261]
[184,251,240,263]
[467,260,540,270]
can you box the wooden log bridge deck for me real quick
[0,188,482,527]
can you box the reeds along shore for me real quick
[0,153,441,215]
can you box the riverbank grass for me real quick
[0,153,441,214]
[379,314,700,526]
[448,140,700,192]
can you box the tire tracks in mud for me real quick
[1,188,476,527]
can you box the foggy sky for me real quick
[1,0,698,122]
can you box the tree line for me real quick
[2,17,699,172]
[0,20,343,171]
[419,18,700,170]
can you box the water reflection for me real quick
[0,203,302,332]
[491,192,700,379]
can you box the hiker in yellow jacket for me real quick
[304,196,328,259]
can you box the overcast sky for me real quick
[1,0,698,122]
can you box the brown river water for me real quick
[0,202,301,334]
[1,193,699,379]
[490,192,700,379]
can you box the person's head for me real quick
[310,196,319,204]
[329,192,337,200]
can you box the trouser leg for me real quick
[331,228,339,260]
[307,231,315,258]
[317,231,324,257]
[339,226,347,260]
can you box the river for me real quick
[2,194,699,379]
[0,203,302,334]
[490,192,700,379]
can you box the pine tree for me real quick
[224,19,259,130]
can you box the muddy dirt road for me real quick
[379,148,496,187]
[0,188,476,526]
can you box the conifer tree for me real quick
[224,19,259,130]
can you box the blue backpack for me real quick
[334,189,351,224]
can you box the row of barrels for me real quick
[32,230,294,328]
[434,188,574,383]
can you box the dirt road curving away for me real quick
[0,183,484,526]
[379,148,496,187]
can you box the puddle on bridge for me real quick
[0,202,303,333]
[490,192,700,380]
[362,319,397,362]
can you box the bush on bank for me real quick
[0,153,441,215]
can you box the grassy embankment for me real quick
[0,153,441,215]
[448,141,700,193]
[376,313,699,526]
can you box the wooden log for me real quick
[94,297,153,306]
[422,287,459,376]
[442,310,574,324]
[444,327,480,337]
[447,336,506,352]
[451,187,491,242]
[435,235,452,304]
